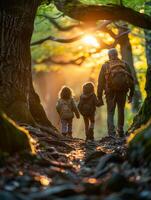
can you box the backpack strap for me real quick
[109,59,126,70]
[60,99,71,109]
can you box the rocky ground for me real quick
[0,126,151,200]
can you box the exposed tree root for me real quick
[85,150,106,164]
[38,154,74,170]
[0,113,34,154]
[41,138,74,151]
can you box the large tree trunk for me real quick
[118,24,142,112]
[128,2,151,133]
[0,0,54,128]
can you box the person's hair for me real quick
[83,82,94,95]
[59,86,73,100]
[108,48,118,60]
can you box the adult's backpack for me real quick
[59,99,74,120]
[105,59,134,91]
[78,95,95,117]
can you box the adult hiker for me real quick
[97,48,135,137]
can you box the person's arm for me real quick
[97,64,106,105]
[125,62,135,101]
[125,62,132,74]
[128,84,135,103]
[94,94,103,107]
[56,100,61,114]
[72,99,80,119]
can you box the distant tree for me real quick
[117,24,142,112]
[129,2,151,132]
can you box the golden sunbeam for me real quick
[82,35,99,47]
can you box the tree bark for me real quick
[0,0,54,128]
[118,24,142,112]
[128,2,151,133]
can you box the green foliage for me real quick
[122,0,145,11]
[128,120,151,165]
[80,0,146,11]
[81,0,120,5]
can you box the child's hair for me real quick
[83,82,94,95]
[59,86,73,100]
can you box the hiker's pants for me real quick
[83,115,95,139]
[106,91,127,135]
[61,119,73,134]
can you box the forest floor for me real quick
[0,127,150,200]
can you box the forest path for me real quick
[65,137,126,177]
[0,134,132,200]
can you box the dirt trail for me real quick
[0,132,146,200]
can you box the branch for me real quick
[114,22,129,30]
[80,29,130,63]
[31,35,83,46]
[31,20,111,46]
[54,0,151,29]
[38,14,81,31]
[33,28,130,66]
[116,29,130,39]
[33,56,86,65]
[102,27,117,39]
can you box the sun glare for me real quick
[82,35,99,47]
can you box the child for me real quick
[56,86,80,138]
[78,82,100,141]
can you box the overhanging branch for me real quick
[38,14,81,31]
[54,0,151,29]
[31,35,83,46]
[31,20,111,46]
[33,56,86,65]
[33,29,129,66]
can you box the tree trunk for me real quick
[128,2,151,133]
[118,24,142,112]
[0,0,54,128]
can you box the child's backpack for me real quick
[105,59,134,92]
[59,99,74,120]
[78,95,95,117]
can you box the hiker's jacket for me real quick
[97,59,135,100]
[78,93,100,116]
[56,98,80,119]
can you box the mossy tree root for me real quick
[128,96,151,133]
[0,113,35,154]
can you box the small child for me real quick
[56,86,80,138]
[78,82,100,141]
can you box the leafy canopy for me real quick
[80,0,149,12]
